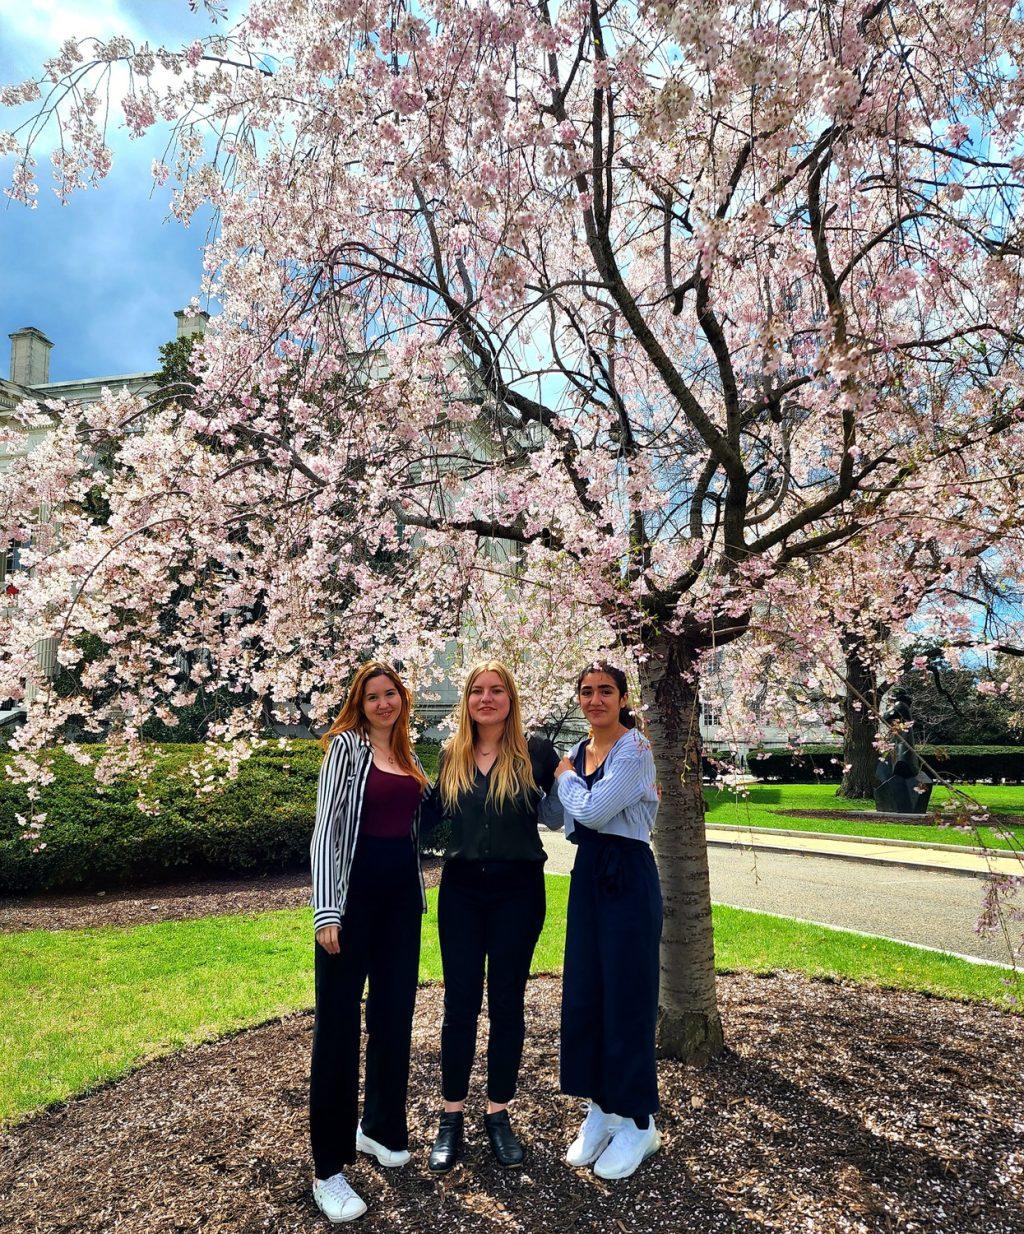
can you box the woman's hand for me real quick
[554,756,576,779]
[316,925,340,954]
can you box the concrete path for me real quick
[706,824,1024,879]
[539,828,1021,966]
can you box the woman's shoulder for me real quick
[325,729,365,755]
[527,733,562,769]
[527,733,558,756]
[610,728,653,762]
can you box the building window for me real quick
[1,543,19,582]
[702,702,722,727]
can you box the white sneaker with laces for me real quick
[312,1172,367,1223]
[593,1118,661,1180]
[565,1102,622,1167]
[356,1124,411,1168]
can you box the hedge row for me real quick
[747,744,1024,784]
[0,741,318,894]
[0,740,442,895]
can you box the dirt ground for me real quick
[0,862,442,933]
[2,972,1021,1234]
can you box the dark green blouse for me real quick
[435,735,560,863]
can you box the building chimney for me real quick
[9,327,53,386]
[174,308,210,340]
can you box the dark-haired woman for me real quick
[309,662,431,1223]
[553,661,662,1181]
[426,660,563,1173]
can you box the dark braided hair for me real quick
[576,660,637,730]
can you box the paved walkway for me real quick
[705,824,1024,879]
[539,827,1022,965]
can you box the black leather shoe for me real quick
[428,1111,464,1173]
[483,1110,524,1168]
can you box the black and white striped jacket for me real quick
[310,729,429,932]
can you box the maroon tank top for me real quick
[359,762,421,838]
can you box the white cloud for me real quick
[0,1,144,55]
[0,1,207,171]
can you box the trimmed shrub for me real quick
[746,745,845,783]
[0,741,327,894]
[747,744,1024,785]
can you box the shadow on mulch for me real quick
[1,973,1022,1234]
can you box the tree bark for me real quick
[838,637,879,799]
[642,636,724,1064]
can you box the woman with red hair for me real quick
[308,661,430,1224]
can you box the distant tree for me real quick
[154,333,201,405]
[902,645,1020,747]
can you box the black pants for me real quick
[438,859,546,1104]
[560,827,663,1123]
[309,835,422,1178]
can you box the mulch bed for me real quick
[0,861,443,933]
[2,973,1021,1234]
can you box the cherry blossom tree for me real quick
[3,0,1024,1059]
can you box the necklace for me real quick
[587,734,618,767]
[370,738,398,767]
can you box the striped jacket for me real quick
[310,729,429,932]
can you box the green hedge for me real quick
[1,739,444,895]
[0,741,326,894]
[748,744,1024,784]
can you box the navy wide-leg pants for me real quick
[559,826,663,1123]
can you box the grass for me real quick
[0,879,569,1126]
[712,904,1019,1006]
[2,875,1018,1126]
[706,783,1024,851]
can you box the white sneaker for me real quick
[565,1102,622,1167]
[356,1124,411,1168]
[593,1118,661,1180]
[312,1172,367,1223]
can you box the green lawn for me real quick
[2,876,1019,1126]
[0,880,569,1126]
[706,783,1024,851]
[713,905,1018,1005]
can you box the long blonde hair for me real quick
[439,660,537,809]
[321,661,428,790]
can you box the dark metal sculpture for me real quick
[874,690,933,814]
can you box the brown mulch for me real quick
[0,861,443,934]
[2,974,1022,1234]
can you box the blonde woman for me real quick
[309,662,431,1224]
[426,661,563,1173]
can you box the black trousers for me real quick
[309,835,422,1179]
[560,827,663,1123]
[438,859,546,1105]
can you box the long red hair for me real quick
[320,661,428,790]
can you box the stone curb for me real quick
[704,826,1023,880]
[707,823,1006,857]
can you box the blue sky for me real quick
[0,2,234,382]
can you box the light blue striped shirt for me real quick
[557,729,659,843]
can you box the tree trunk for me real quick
[642,637,724,1064]
[838,638,878,799]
